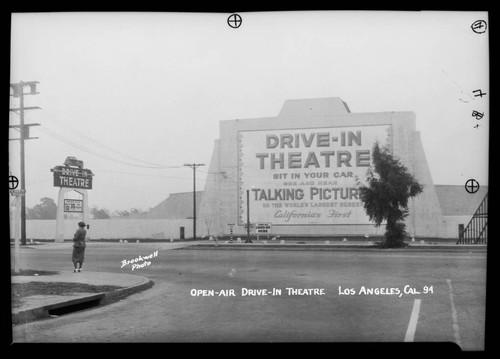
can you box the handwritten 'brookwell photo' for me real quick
[9,11,488,349]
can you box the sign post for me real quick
[10,189,25,273]
[14,194,21,273]
[228,223,235,243]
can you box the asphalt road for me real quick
[11,243,487,349]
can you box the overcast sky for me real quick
[9,11,489,212]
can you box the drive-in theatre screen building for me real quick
[198,97,463,238]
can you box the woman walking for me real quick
[72,221,87,272]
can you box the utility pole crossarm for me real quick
[9,137,39,141]
[9,123,41,141]
[9,123,41,128]
[10,81,40,97]
[10,106,41,112]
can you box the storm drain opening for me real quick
[48,298,102,316]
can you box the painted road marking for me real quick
[353,254,486,260]
[404,299,421,342]
[446,279,463,348]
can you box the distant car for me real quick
[64,156,84,168]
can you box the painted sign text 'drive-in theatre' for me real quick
[238,125,391,225]
[52,166,93,189]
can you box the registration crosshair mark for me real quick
[9,175,19,190]
[227,14,242,28]
[465,179,480,194]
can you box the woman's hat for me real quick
[78,221,86,227]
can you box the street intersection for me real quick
[11,242,486,349]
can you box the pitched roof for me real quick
[434,185,488,216]
[146,191,204,219]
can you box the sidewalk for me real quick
[11,271,154,325]
[189,240,487,252]
[13,240,204,251]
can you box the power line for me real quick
[36,125,182,169]
[26,178,53,186]
[24,109,182,169]
[95,168,191,180]
[33,113,174,169]
[39,108,179,168]
[33,109,156,166]
[16,124,286,186]
[81,167,285,187]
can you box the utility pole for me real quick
[183,163,205,240]
[10,81,40,246]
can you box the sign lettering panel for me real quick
[52,166,93,189]
[255,223,272,233]
[64,199,83,213]
[238,125,391,225]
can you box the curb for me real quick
[12,277,154,325]
[100,277,154,305]
[186,243,487,253]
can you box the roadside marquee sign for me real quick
[51,157,94,190]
